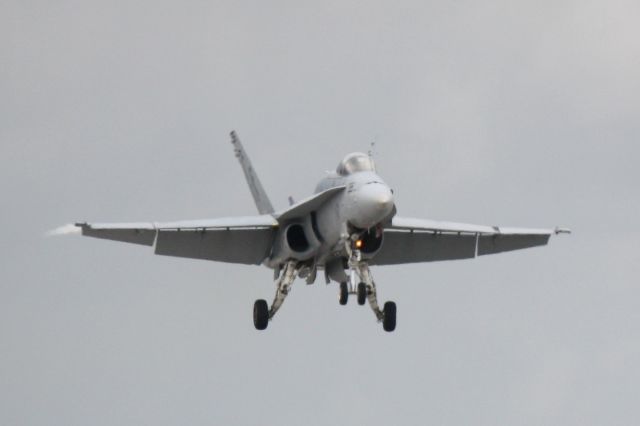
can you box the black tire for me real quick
[383,301,396,332]
[339,282,349,305]
[253,299,269,330]
[357,282,367,305]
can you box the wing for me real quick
[76,215,278,265]
[371,216,568,265]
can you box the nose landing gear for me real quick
[357,282,367,305]
[339,282,349,305]
[338,281,368,306]
[344,247,397,332]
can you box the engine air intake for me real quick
[286,224,310,252]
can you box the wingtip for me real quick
[555,227,572,235]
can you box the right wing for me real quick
[371,216,567,265]
[76,215,278,265]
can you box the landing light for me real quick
[355,239,363,249]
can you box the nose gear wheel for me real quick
[346,244,397,331]
[339,282,349,305]
[357,282,367,305]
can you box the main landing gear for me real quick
[253,260,298,331]
[252,254,396,332]
[339,248,397,332]
[253,299,269,330]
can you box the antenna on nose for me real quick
[368,135,378,170]
[368,136,378,158]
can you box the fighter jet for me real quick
[72,132,569,332]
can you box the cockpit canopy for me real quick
[336,152,376,175]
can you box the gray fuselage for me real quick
[267,153,395,277]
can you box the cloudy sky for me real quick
[2,1,639,424]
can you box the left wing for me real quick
[371,216,569,265]
[76,215,278,265]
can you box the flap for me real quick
[155,228,275,265]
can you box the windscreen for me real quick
[336,152,375,175]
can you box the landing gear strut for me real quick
[253,260,299,330]
[346,246,397,332]
[253,252,396,331]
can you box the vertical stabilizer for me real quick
[230,131,275,215]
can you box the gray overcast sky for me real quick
[1,1,639,424]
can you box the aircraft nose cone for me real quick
[350,183,395,229]
[364,184,394,210]
[372,187,393,209]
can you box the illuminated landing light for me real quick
[355,239,363,249]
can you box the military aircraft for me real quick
[71,132,569,332]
